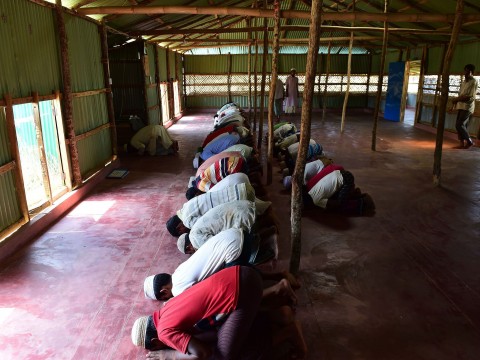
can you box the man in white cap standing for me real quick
[285,68,299,115]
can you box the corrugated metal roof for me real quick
[41,0,480,56]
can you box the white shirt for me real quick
[304,160,325,184]
[171,228,244,297]
[223,144,253,158]
[456,77,478,113]
[307,170,344,208]
[189,200,256,249]
[208,173,251,193]
[287,139,316,158]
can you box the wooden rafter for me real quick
[77,6,480,24]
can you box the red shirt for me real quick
[202,125,237,148]
[153,266,240,353]
[306,164,344,192]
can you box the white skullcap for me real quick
[290,68,296,72]
[131,316,148,348]
[177,233,188,254]
[144,275,156,300]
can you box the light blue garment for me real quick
[200,134,240,161]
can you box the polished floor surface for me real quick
[0,110,479,360]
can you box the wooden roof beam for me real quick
[131,25,464,36]
[77,7,480,23]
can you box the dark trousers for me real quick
[214,266,263,360]
[455,109,472,142]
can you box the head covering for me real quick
[186,186,198,200]
[131,316,148,348]
[166,215,182,237]
[177,233,189,254]
[144,273,172,300]
[290,68,296,72]
[283,176,292,190]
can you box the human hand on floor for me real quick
[282,271,301,290]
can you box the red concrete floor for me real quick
[0,110,479,360]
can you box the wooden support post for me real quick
[4,94,29,223]
[227,52,232,103]
[182,55,187,111]
[432,45,447,127]
[154,45,163,122]
[366,51,372,107]
[257,13,268,150]
[253,39,259,133]
[414,46,427,125]
[32,92,53,205]
[372,0,389,151]
[100,21,117,154]
[248,20,253,123]
[267,0,280,185]
[56,0,82,187]
[322,42,331,121]
[341,6,355,134]
[433,0,464,186]
[290,0,322,275]
[53,90,72,190]
[140,42,150,124]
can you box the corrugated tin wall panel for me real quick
[169,51,177,78]
[0,107,21,231]
[0,0,61,98]
[0,109,12,165]
[77,129,112,177]
[147,86,160,125]
[72,95,108,134]
[65,14,104,92]
[0,171,22,233]
[426,46,444,75]
[158,47,168,82]
[146,43,157,82]
[452,42,480,73]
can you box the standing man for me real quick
[285,68,299,115]
[452,64,478,148]
[274,75,284,123]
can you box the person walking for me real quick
[452,64,478,149]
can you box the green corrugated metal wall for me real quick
[146,43,161,125]
[158,47,168,82]
[65,13,112,177]
[0,0,61,97]
[0,108,22,233]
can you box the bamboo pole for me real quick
[4,94,30,223]
[253,39,259,133]
[341,3,355,133]
[56,0,82,187]
[248,20,253,123]
[290,0,323,275]
[433,0,464,186]
[227,52,232,103]
[257,12,268,150]
[322,42,331,121]
[154,45,163,122]
[78,6,480,23]
[133,25,461,36]
[182,55,187,110]
[100,21,118,155]
[53,91,73,190]
[372,0,389,151]
[365,52,373,107]
[32,92,53,205]
[414,46,428,125]
[267,0,280,185]
[432,45,447,127]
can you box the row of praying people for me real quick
[273,126,375,217]
[130,103,308,360]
